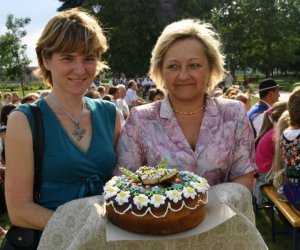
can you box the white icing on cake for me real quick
[104,169,210,218]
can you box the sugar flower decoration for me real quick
[182,186,197,199]
[171,183,183,189]
[166,189,182,203]
[115,191,130,206]
[104,186,119,199]
[189,181,209,193]
[197,176,208,184]
[105,176,119,187]
[150,194,166,208]
[133,194,149,210]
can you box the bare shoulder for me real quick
[6,110,32,144]
[8,109,28,122]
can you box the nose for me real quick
[73,60,86,74]
[178,67,189,80]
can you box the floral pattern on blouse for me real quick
[116,96,256,186]
[281,133,300,183]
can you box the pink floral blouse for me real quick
[116,96,256,186]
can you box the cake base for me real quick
[106,194,207,235]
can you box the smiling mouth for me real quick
[70,78,84,84]
[175,83,194,87]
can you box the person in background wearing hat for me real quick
[247,78,281,137]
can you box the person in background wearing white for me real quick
[116,84,129,120]
[124,80,146,110]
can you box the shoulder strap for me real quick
[29,104,44,202]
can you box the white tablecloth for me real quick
[38,183,267,250]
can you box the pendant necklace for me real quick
[49,95,86,141]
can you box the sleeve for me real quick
[229,103,257,180]
[116,108,143,171]
[253,113,264,135]
[123,102,130,116]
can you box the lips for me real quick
[174,83,194,87]
[70,78,84,84]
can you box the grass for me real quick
[255,207,295,250]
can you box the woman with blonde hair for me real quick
[253,101,287,205]
[267,111,290,189]
[117,19,255,190]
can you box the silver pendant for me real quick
[72,123,86,141]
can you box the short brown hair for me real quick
[34,8,108,87]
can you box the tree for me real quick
[56,0,300,79]
[211,0,300,78]
[81,0,163,78]
[0,15,31,95]
[57,0,216,78]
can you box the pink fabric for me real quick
[116,96,256,186]
[255,128,275,173]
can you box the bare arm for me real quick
[5,111,53,230]
[231,171,255,191]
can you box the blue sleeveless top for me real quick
[16,97,116,211]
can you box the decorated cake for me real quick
[104,161,210,235]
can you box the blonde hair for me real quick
[255,101,287,146]
[266,111,290,187]
[34,8,108,87]
[149,19,225,94]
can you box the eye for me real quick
[85,55,97,62]
[60,55,73,61]
[190,63,201,68]
[167,64,178,70]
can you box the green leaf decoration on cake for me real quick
[159,170,178,183]
[155,159,168,169]
[118,167,141,183]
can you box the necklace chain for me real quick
[172,105,206,115]
[49,94,86,141]
[172,95,207,115]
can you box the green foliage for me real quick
[2,0,300,82]
[56,0,300,79]
[0,15,31,82]
[0,80,47,97]
[80,0,162,78]
[211,0,300,78]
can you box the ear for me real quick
[42,55,51,71]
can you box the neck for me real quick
[169,94,207,114]
[48,92,84,117]
[47,93,84,118]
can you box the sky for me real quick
[0,0,61,66]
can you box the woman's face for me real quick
[43,51,98,96]
[162,38,211,103]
